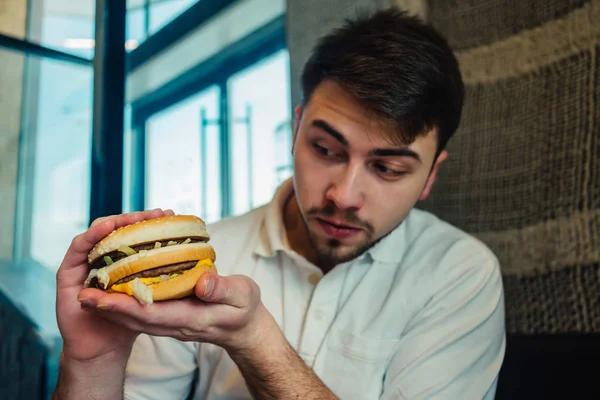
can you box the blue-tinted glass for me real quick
[29,0,96,59]
[126,7,147,50]
[145,85,222,223]
[228,49,292,216]
[149,0,199,34]
[24,56,94,270]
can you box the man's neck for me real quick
[282,193,322,268]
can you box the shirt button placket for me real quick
[298,275,341,364]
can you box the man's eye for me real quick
[373,163,405,176]
[313,143,334,157]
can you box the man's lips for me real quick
[318,217,361,230]
[315,217,362,239]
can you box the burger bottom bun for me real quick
[108,260,217,304]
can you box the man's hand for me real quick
[77,272,271,354]
[57,210,337,399]
[79,263,338,399]
[53,208,174,400]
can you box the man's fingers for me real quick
[195,274,260,309]
[58,209,173,275]
[91,308,175,337]
[105,208,170,231]
[57,218,117,280]
[90,292,220,333]
[91,208,173,229]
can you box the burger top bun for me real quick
[88,214,209,264]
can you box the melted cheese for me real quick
[109,258,213,295]
[196,258,214,267]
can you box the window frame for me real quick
[0,36,93,263]
[128,14,286,218]
[7,0,127,264]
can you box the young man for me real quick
[53,7,505,400]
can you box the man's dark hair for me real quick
[300,7,464,156]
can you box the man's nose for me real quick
[325,164,365,210]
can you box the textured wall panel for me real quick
[420,1,600,333]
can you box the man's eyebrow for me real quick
[312,120,348,146]
[312,119,421,162]
[370,148,421,163]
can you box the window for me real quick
[228,49,292,216]
[18,55,94,270]
[29,0,97,59]
[145,85,222,223]
[149,0,200,34]
[6,0,198,59]
[127,0,289,223]
[124,0,201,50]
[126,7,147,49]
[140,47,292,223]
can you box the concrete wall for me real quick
[0,0,28,260]
[0,0,28,38]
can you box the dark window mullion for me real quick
[143,0,150,39]
[200,107,208,219]
[89,0,127,223]
[219,80,231,218]
[132,121,146,212]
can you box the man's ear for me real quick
[419,150,448,201]
[291,105,303,155]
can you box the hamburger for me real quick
[83,214,217,305]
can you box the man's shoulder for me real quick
[401,208,501,279]
[406,208,497,259]
[397,209,504,318]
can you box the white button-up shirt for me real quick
[124,178,506,400]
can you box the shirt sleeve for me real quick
[381,241,506,400]
[123,334,199,400]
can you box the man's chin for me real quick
[312,237,372,266]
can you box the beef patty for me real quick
[113,261,198,285]
[88,261,199,289]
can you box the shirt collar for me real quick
[363,217,408,264]
[254,177,295,258]
[254,177,408,265]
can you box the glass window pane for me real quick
[149,0,199,34]
[145,85,222,223]
[126,7,146,50]
[23,55,94,270]
[228,49,292,216]
[29,0,96,59]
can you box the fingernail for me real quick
[204,277,215,297]
[78,297,97,308]
[96,303,113,311]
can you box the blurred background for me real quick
[0,0,598,399]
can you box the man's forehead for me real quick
[303,81,438,149]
